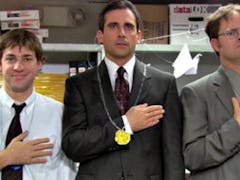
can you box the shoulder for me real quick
[180,70,220,98]
[183,70,220,90]
[66,67,96,83]
[145,65,175,84]
[136,60,174,80]
[150,65,173,77]
[36,93,63,109]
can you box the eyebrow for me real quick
[5,54,34,58]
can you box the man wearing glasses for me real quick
[181,4,240,180]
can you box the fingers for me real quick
[127,104,165,132]
[33,142,54,151]
[26,137,54,150]
[232,97,240,125]
[30,137,51,145]
[145,105,164,119]
[232,97,240,112]
[28,138,54,157]
[145,105,163,127]
[13,131,29,142]
[25,140,53,164]
[5,135,54,166]
[28,158,48,164]
[31,150,52,159]
[137,103,148,108]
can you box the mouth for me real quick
[116,41,128,47]
[12,74,26,80]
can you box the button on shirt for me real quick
[0,88,77,180]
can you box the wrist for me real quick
[0,149,11,169]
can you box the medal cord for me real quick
[96,64,147,130]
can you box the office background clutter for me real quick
[0,0,238,100]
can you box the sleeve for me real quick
[57,151,78,180]
[62,77,124,163]
[162,76,185,180]
[181,85,240,171]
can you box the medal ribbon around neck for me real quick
[97,64,148,145]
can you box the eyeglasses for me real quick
[218,27,240,40]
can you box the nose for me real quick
[13,60,24,71]
[118,26,126,36]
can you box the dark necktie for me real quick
[114,67,129,114]
[2,103,26,180]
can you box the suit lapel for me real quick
[212,67,235,115]
[128,60,151,107]
[92,61,120,117]
[92,60,151,116]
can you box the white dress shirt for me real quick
[105,56,135,134]
[0,88,77,180]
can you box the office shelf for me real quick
[42,43,214,53]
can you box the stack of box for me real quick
[136,5,169,44]
[169,4,221,45]
[69,59,97,77]
[0,9,48,42]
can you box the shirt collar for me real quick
[0,88,36,109]
[104,56,136,78]
[104,56,136,91]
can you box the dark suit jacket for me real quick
[62,60,184,180]
[181,66,240,180]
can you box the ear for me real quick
[136,30,142,44]
[210,38,220,53]
[96,30,103,44]
[37,59,44,72]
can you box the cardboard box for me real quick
[27,29,49,38]
[169,4,221,45]
[1,20,40,30]
[136,5,168,44]
[0,10,39,21]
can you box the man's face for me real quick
[0,45,42,96]
[211,11,240,66]
[97,8,142,65]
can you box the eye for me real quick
[108,23,118,30]
[23,56,34,62]
[23,57,33,61]
[225,29,238,37]
[124,23,135,31]
[4,56,16,64]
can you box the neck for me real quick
[106,55,133,67]
[4,87,33,103]
[221,60,240,74]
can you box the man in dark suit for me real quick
[181,4,240,180]
[62,1,184,179]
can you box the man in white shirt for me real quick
[0,29,76,180]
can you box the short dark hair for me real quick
[98,0,141,32]
[0,29,45,61]
[205,4,240,40]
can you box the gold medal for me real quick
[114,129,131,145]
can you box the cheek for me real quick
[1,64,10,74]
